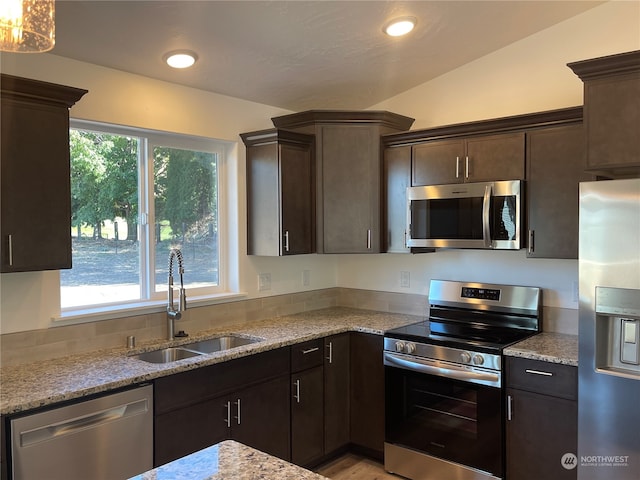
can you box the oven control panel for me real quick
[461,286,501,301]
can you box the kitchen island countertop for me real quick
[0,307,420,415]
[504,332,578,366]
[129,440,328,480]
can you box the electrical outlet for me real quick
[258,273,271,291]
[572,280,579,303]
[302,270,311,286]
[400,271,410,288]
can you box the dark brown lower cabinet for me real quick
[154,348,290,466]
[291,365,325,466]
[349,332,385,460]
[324,333,350,456]
[506,357,577,480]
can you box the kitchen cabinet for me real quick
[568,50,640,178]
[350,332,385,460]
[154,348,290,466]
[272,111,414,253]
[383,145,411,253]
[324,333,350,456]
[241,129,315,256]
[412,132,525,186]
[290,338,325,466]
[526,122,592,258]
[506,357,577,480]
[0,74,87,273]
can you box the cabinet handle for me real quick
[528,230,535,255]
[465,156,470,179]
[367,229,371,249]
[455,156,460,178]
[284,230,290,252]
[302,347,319,355]
[525,369,553,377]
[234,398,241,425]
[224,400,231,427]
[507,394,513,421]
[326,341,333,364]
[8,234,13,266]
[293,379,301,403]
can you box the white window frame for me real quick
[56,119,242,323]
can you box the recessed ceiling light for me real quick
[383,16,417,37]
[164,50,198,69]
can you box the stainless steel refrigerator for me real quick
[578,178,640,480]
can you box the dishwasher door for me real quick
[10,384,153,480]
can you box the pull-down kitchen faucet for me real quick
[167,248,187,340]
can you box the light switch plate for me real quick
[400,271,410,288]
[258,273,271,291]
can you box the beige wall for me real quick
[1,1,639,341]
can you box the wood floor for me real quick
[315,453,404,480]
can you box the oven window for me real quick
[410,197,483,240]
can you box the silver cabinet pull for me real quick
[293,379,301,403]
[326,341,333,364]
[284,230,290,252]
[465,156,470,179]
[302,347,319,355]
[455,156,460,178]
[224,400,231,427]
[528,229,535,255]
[367,229,372,249]
[525,369,553,376]
[8,234,13,266]
[233,398,241,425]
[507,394,513,421]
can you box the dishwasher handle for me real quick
[19,398,149,447]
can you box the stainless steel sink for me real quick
[131,347,204,364]
[181,335,261,354]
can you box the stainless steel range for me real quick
[384,279,542,480]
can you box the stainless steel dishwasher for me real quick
[10,384,153,480]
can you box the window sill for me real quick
[52,292,248,325]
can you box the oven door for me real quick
[385,357,503,477]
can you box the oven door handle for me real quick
[384,352,501,387]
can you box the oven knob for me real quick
[472,354,485,366]
[460,351,472,363]
[395,341,405,353]
[405,342,416,354]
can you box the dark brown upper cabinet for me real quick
[1,74,87,273]
[272,111,414,254]
[568,50,640,178]
[241,129,315,256]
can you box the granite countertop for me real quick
[504,332,579,366]
[0,307,420,415]
[130,440,328,480]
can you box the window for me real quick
[61,121,229,312]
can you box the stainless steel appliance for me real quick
[578,178,640,480]
[384,279,541,480]
[406,180,522,249]
[10,384,153,480]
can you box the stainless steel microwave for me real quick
[406,180,523,250]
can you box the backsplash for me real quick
[0,287,576,367]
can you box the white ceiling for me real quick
[52,1,604,111]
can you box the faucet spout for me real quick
[167,248,187,340]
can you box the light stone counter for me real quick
[504,332,579,366]
[130,440,328,480]
[0,307,420,415]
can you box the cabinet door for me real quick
[383,145,411,253]
[349,333,384,460]
[232,375,291,461]
[154,396,229,466]
[320,125,379,253]
[584,72,640,171]
[291,365,324,466]
[412,139,464,186]
[506,388,577,480]
[280,142,314,254]
[527,124,590,258]
[465,132,525,182]
[324,333,350,455]
[1,99,73,272]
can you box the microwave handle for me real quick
[482,184,492,248]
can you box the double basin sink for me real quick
[131,335,261,364]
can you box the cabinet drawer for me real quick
[507,357,577,400]
[291,338,324,372]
